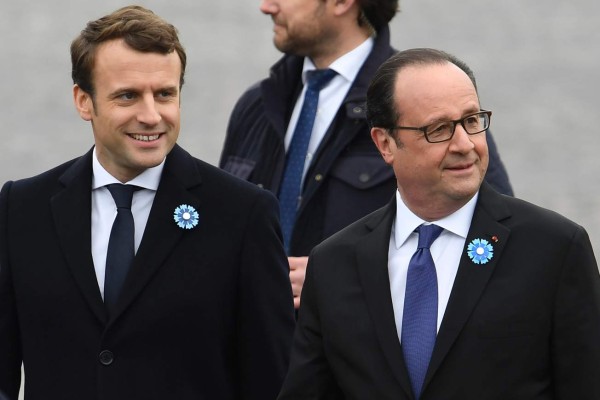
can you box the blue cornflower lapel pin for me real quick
[466,238,494,264]
[173,204,199,230]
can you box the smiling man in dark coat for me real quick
[0,6,294,400]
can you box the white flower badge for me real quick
[173,204,199,230]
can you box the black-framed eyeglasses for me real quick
[387,110,492,143]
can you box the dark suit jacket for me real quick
[277,182,600,399]
[0,145,295,400]
[220,25,513,257]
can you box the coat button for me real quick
[359,173,370,183]
[315,174,323,182]
[99,350,114,366]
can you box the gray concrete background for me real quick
[1,0,598,259]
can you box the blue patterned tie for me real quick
[402,224,443,399]
[278,69,337,253]
[104,184,138,315]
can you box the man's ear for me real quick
[331,0,358,16]
[371,127,395,165]
[73,84,93,121]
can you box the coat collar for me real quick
[356,196,414,398]
[355,182,512,397]
[108,145,203,322]
[260,25,395,138]
[51,145,203,325]
[52,148,105,323]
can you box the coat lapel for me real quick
[51,149,107,324]
[109,145,203,321]
[356,198,414,398]
[424,183,512,389]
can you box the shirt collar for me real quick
[301,36,375,84]
[393,189,479,249]
[92,147,164,191]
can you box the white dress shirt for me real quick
[91,148,164,298]
[388,190,479,342]
[284,36,375,184]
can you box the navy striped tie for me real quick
[278,69,337,253]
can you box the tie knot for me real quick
[416,224,443,249]
[306,69,337,91]
[106,184,139,209]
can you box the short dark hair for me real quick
[358,0,399,31]
[366,48,478,131]
[70,5,186,96]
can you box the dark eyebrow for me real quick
[108,85,179,98]
[108,87,138,97]
[421,108,481,127]
[464,107,481,116]
[157,86,179,93]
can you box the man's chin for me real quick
[448,180,481,202]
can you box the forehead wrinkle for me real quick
[396,67,480,125]
[422,97,481,125]
[92,39,181,92]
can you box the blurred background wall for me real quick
[1,0,598,254]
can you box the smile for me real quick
[448,164,472,170]
[446,159,477,170]
[129,134,160,141]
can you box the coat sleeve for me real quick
[484,130,514,196]
[237,189,296,400]
[219,98,242,169]
[219,84,259,169]
[277,251,345,400]
[551,225,600,399]
[0,181,23,399]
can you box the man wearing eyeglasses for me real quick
[220,0,513,311]
[278,48,600,399]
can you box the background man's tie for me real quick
[278,68,337,253]
[401,224,444,399]
[104,184,138,315]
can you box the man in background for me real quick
[220,0,513,309]
[0,6,294,399]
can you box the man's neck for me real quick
[310,26,372,69]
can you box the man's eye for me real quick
[119,92,135,100]
[428,123,450,134]
[464,116,479,125]
[158,90,175,98]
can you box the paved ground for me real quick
[1,1,599,395]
